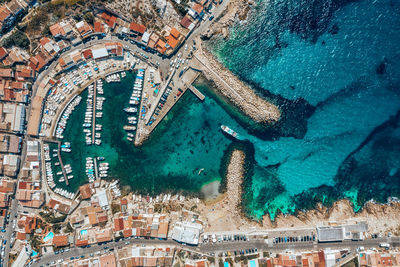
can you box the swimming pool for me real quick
[80,229,88,236]
[43,232,54,242]
[249,260,257,267]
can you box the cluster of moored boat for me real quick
[54,188,75,199]
[83,84,94,145]
[105,73,121,83]
[55,95,82,139]
[44,144,56,189]
[123,69,144,141]
[43,143,74,199]
[61,142,71,153]
[97,79,104,95]
[86,157,95,182]
[99,161,109,179]
[86,157,109,182]
[110,180,121,197]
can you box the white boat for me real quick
[220,125,239,139]
[124,107,137,113]
[123,125,136,131]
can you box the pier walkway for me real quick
[57,141,69,186]
[188,85,205,101]
[92,82,96,144]
[94,158,99,181]
[144,68,176,124]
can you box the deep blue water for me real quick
[210,0,400,219]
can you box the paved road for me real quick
[32,238,177,267]
[3,132,30,266]
[31,236,400,266]
[200,237,400,254]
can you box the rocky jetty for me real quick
[193,40,281,123]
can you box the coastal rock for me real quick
[205,0,254,39]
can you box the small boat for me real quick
[97,157,105,161]
[124,107,137,113]
[220,125,239,139]
[123,125,136,131]
[127,137,133,141]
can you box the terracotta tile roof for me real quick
[192,3,204,14]
[94,21,105,33]
[75,239,89,247]
[49,23,65,37]
[129,22,146,34]
[0,68,13,78]
[0,47,7,59]
[79,183,92,199]
[53,235,69,247]
[166,35,179,49]
[100,254,116,267]
[16,232,26,240]
[156,40,167,54]
[114,218,124,231]
[123,229,132,238]
[170,28,180,39]
[0,7,11,22]
[100,12,117,28]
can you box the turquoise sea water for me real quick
[57,72,238,195]
[56,0,400,221]
[209,0,400,218]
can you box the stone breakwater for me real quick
[193,40,281,123]
[198,149,262,231]
[225,149,245,215]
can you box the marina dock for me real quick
[135,67,201,145]
[94,157,99,181]
[92,82,96,144]
[144,69,176,124]
[188,85,205,101]
[56,140,69,186]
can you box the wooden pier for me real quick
[188,85,205,101]
[92,82,96,144]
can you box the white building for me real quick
[171,221,202,245]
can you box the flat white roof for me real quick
[92,48,109,59]
[97,190,109,209]
[142,32,150,44]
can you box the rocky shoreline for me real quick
[201,0,255,40]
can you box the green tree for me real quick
[83,12,94,25]
[2,30,30,50]
[64,222,74,233]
